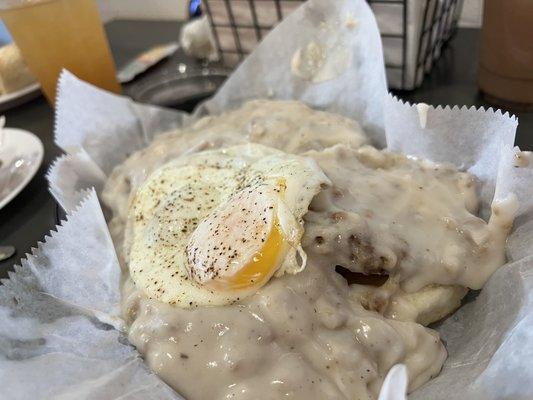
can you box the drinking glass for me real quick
[0,0,121,104]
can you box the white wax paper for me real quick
[1,0,532,399]
[0,189,181,400]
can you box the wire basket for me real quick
[201,0,464,90]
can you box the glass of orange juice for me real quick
[0,0,121,104]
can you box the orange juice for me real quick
[0,0,121,104]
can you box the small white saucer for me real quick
[0,127,44,210]
[0,83,41,112]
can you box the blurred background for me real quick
[0,0,491,108]
[96,0,485,91]
[94,0,482,26]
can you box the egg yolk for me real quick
[186,184,295,292]
[206,222,287,292]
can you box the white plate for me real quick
[0,83,41,112]
[0,127,44,210]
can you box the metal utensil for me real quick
[0,245,16,261]
[129,68,228,112]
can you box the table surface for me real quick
[1,20,532,279]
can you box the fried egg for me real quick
[127,144,330,307]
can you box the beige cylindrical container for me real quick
[478,0,533,110]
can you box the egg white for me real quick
[127,144,330,307]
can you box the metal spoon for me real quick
[0,245,15,261]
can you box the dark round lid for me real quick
[130,69,228,112]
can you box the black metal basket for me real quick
[200,0,464,90]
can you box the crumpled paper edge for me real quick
[54,70,189,175]
[192,0,389,146]
[384,95,518,217]
[0,189,183,399]
[47,151,107,214]
[1,189,121,322]
[411,254,533,400]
